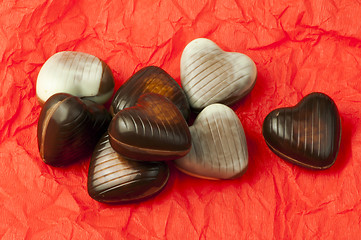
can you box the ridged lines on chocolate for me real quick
[93,154,119,167]
[193,66,249,106]
[175,104,248,179]
[95,137,112,153]
[93,164,156,183]
[224,110,238,172]
[183,48,220,75]
[56,53,72,89]
[151,101,179,143]
[92,168,147,184]
[269,98,333,160]
[185,53,240,92]
[92,173,158,190]
[206,115,222,171]
[63,53,78,90]
[91,112,110,131]
[92,163,161,187]
[93,161,161,178]
[143,112,156,139]
[127,74,156,107]
[113,67,184,113]
[57,109,88,133]
[183,48,219,70]
[183,51,226,89]
[93,163,138,176]
[95,177,159,196]
[186,59,236,101]
[120,105,185,147]
[112,69,148,111]
[78,53,91,87]
[213,111,229,173]
[229,110,244,171]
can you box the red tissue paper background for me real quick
[1,0,361,239]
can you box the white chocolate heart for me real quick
[175,103,248,179]
[180,38,257,111]
[36,51,114,105]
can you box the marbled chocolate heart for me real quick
[37,93,111,166]
[110,66,190,120]
[36,51,114,105]
[109,93,191,161]
[262,92,341,169]
[175,104,248,179]
[181,38,257,111]
[87,134,169,204]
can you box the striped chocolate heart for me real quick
[87,134,169,204]
[110,66,190,120]
[262,92,341,169]
[109,93,191,161]
[36,51,114,105]
[180,38,257,111]
[175,104,248,179]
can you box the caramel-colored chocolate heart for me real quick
[262,92,341,169]
[110,66,190,120]
[175,104,248,179]
[109,93,191,161]
[87,134,169,204]
[37,93,111,166]
[181,38,257,111]
[36,51,114,105]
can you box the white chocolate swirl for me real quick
[36,51,114,104]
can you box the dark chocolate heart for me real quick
[37,93,111,166]
[109,93,191,161]
[262,92,341,169]
[87,134,169,204]
[110,66,190,120]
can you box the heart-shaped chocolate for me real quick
[37,93,111,166]
[110,66,190,120]
[109,93,191,161]
[36,51,114,105]
[87,134,169,204]
[180,38,257,111]
[175,104,248,179]
[262,92,341,169]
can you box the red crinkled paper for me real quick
[1,0,360,239]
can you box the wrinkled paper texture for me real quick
[0,0,360,239]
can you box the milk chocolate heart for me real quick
[37,93,111,166]
[175,104,248,179]
[110,66,190,120]
[109,93,191,161]
[36,51,114,105]
[180,38,257,111]
[87,134,169,204]
[262,92,341,169]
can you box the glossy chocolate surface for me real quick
[109,93,191,161]
[110,66,190,120]
[262,92,341,169]
[37,93,111,166]
[180,38,257,111]
[36,51,114,105]
[87,134,169,204]
[175,104,248,179]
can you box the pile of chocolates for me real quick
[36,38,341,204]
